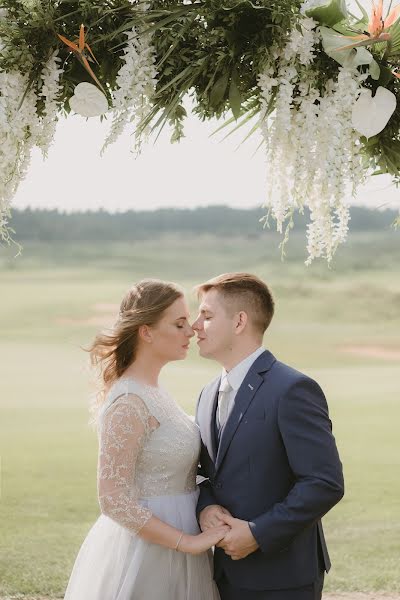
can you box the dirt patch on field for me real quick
[340,345,400,361]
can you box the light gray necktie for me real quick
[217,377,233,429]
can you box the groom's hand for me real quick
[199,505,232,531]
[217,514,259,560]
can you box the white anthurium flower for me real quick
[352,86,397,138]
[69,82,108,118]
[319,26,380,78]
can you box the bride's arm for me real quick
[97,394,228,554]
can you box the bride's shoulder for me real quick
[103,377,168,415]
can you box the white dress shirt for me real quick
[217,346,265,428]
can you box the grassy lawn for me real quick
[0,234,399,596]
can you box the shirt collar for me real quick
[220,347,265,392]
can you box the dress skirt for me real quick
[64,488,220,600]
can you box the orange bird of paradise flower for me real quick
[336,0,400,51]
[57,24,106,94]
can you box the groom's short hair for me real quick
[195,273,274,334]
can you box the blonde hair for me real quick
[88,279,183,418]
[195,272,274,334]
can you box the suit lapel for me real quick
[215,371,263,472]
[203,376,220,464]
[215,350,276,473]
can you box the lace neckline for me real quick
[116,376,164,394]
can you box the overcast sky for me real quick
[12,0,400,214]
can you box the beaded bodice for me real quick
[96,378,200,533]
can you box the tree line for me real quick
[9,205,397,241]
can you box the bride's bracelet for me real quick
[175,531,184,552]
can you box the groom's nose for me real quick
[192,317,201,331]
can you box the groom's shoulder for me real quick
[269,358,319,390]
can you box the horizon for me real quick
[12,202,398,215]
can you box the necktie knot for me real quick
[218,377,232,430]
[219,377,232,394]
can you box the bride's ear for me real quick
[138,324,153,343]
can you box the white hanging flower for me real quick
[352,86,397,139]
[102,18,158,154]
[258,21,366,264]
[69,82,109,118]
[284,17,319,65]
[36,50,64,157]
[0,70,40,242]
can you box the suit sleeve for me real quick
[248,378,344,554]
[195,390,218,517]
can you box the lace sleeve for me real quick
[97,393,156,534]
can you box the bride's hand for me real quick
[179,525,230,555]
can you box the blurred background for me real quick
[0,204,399,597]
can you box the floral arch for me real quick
[0,0,399,263]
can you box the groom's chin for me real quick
[198,347,212,359]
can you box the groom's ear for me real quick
[234,311,248,335]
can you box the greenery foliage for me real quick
[1,0,400,175]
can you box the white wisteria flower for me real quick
[0,70,40,242]
[36,50,64,157]
[352,86,397,139]
[102,20,158,154]
[284,17,318,65]
[258,21,366,264]
[69,82,109,118]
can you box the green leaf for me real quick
[228,70,242,120]
[377,65,394,87]
[220,1,269,11]
[108,5,198,49]
[304,0,348,27]
[209,72,229,109]
[353,0,369,24]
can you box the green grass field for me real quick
[0,233,399,596]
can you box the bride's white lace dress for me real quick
[64,378,220,600]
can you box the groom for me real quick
[192,273,344,600]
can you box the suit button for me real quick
[215,482,222,489]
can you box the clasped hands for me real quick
[199,504,259,560]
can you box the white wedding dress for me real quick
[64,378,220,600]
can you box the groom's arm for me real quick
[248,378,344,555]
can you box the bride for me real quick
[64,279,227,600]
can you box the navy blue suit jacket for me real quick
[196,350,344,591]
